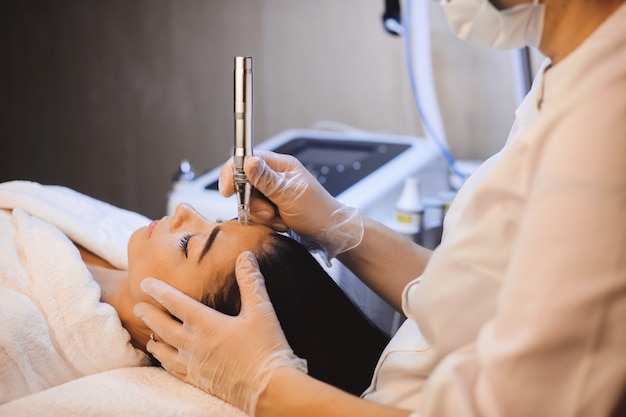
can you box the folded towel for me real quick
[0,181,150,404]
[0,180,150,269]
[0,367,247,417]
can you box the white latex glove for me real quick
[219,150,364,261]
[133,251,307,417]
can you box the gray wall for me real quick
[1,0,535,219]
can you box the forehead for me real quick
[214,220,274,251]
[220,219,273,233]
[200,221,274,291]
[193,220,274,284]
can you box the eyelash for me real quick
[179,233,192,258]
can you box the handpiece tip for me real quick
[238,208,250,226]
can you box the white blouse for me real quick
[363,3,626,416]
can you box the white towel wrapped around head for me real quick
[0,181,150,404]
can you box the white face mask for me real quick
[440,0,545,49]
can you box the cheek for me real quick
[127,231,222,305]
[128,228,177,277]
[129,256,210,307]
[127,257,167,305]
[128,237,179,302]
[127,230,205,309]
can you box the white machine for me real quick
[168,128,449,223]
[168,128,450,334]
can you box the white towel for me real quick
[0,367,246,417]
[0,181,150,404]
[0,180,150,269]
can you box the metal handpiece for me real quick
[234,56,253,225]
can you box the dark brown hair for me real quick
[204,232,390,396]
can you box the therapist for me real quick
[134,0,626,416]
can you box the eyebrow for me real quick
[198,225,222,263]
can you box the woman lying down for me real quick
[0,180,388,407]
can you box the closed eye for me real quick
[179,233,192,258]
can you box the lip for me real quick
[147,219,160,238]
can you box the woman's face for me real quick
[127,203,273,309]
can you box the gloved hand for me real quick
[219,150,364,261]
[133,251,308,417]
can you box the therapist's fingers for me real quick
[218,155,289,231]
[145,337,188,378]
[134,299,191,378]
[235,251,272,311]
[134,300,184,348]
[135,278,224,354]
[243,153,289,198]
[140,277,223,324]
[218,151,276,197]
[218,157,236,197]
[146,338,179,367]
[248,189,289,232]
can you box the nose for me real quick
[171,203,204,229]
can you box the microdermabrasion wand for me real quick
[234,56,253,225]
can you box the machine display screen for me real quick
[274,137,410,196]
[293,145,370,166]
